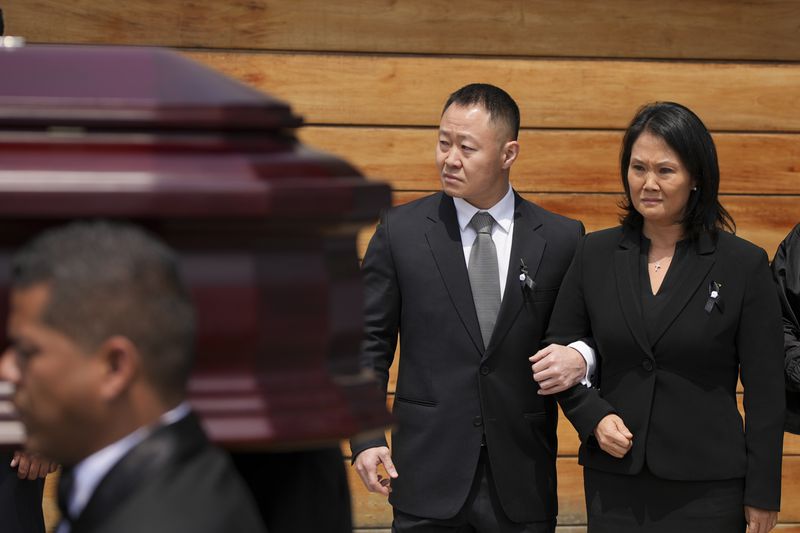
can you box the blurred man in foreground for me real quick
[0,221,265,533]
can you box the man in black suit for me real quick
[351,84,592,532]
[0,221,266,533]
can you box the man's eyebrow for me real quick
[439,129,477,141]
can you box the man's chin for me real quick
[441,185,464,199]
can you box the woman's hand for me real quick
[593,414,633,458]
[744,506,778,533]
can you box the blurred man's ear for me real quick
[96,336,141,400]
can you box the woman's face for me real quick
[627,131,696,229]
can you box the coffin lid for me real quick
[0,45,389,221]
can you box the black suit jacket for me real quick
[548,226,784,510]
[66,413,266,533]
[351,191,583,522]
[772,223,800,434]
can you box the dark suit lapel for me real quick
[650,233,716,345]
[70,413,208,533]
[484,194,545,359]
[425,193,484,354]
[614,228,653,357]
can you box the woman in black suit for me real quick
[772,223,800,434]
[537,102,784,532]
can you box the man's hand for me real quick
[745,506,778,533]
[10,451,58,480]
[530,344,587,395]
[353,446,398,497]
[593,414,633,458]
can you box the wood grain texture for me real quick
[349,457,800,527]
[1,0,797,530]
[187,52,800,132]
[44,471,58,533]
[301,127,800,194]
[5,1,800,61]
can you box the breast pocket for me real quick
[533,286,559,303]
[530,286,559,322]
[394,395,438,408]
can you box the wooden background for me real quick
[2,0,799,531]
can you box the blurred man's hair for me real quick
[11,221,196,399]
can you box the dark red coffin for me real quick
[0,44,392,449]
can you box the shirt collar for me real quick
[68,401,192,519]
[453,184,515,233]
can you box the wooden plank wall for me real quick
[3,1,800,531]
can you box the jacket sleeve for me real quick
[771,223,800,391]
[740,247,785,510]
[350,210,399,458]
[546,236,615,442]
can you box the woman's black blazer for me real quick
[548,225,784,511]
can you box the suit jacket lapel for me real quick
[425,193,484,354]
[71,413,208,533]
[650,233,716,345]
[484,194,545,359]
[614,227,653,357]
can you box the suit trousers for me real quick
[392,447,556,533]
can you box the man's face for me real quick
[0,284,101,464]
[436,104,518,209]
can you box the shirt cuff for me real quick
[568,340,596,387]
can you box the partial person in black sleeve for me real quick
[772,223,800,434]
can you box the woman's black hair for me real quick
[619,101,735,237]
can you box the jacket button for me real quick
[642,359,654,371]
[480,365,490,376]
[473,416,483,427]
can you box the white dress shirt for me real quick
[454,185,516,299]
[453,185,595,385]
[57,402,193,533]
